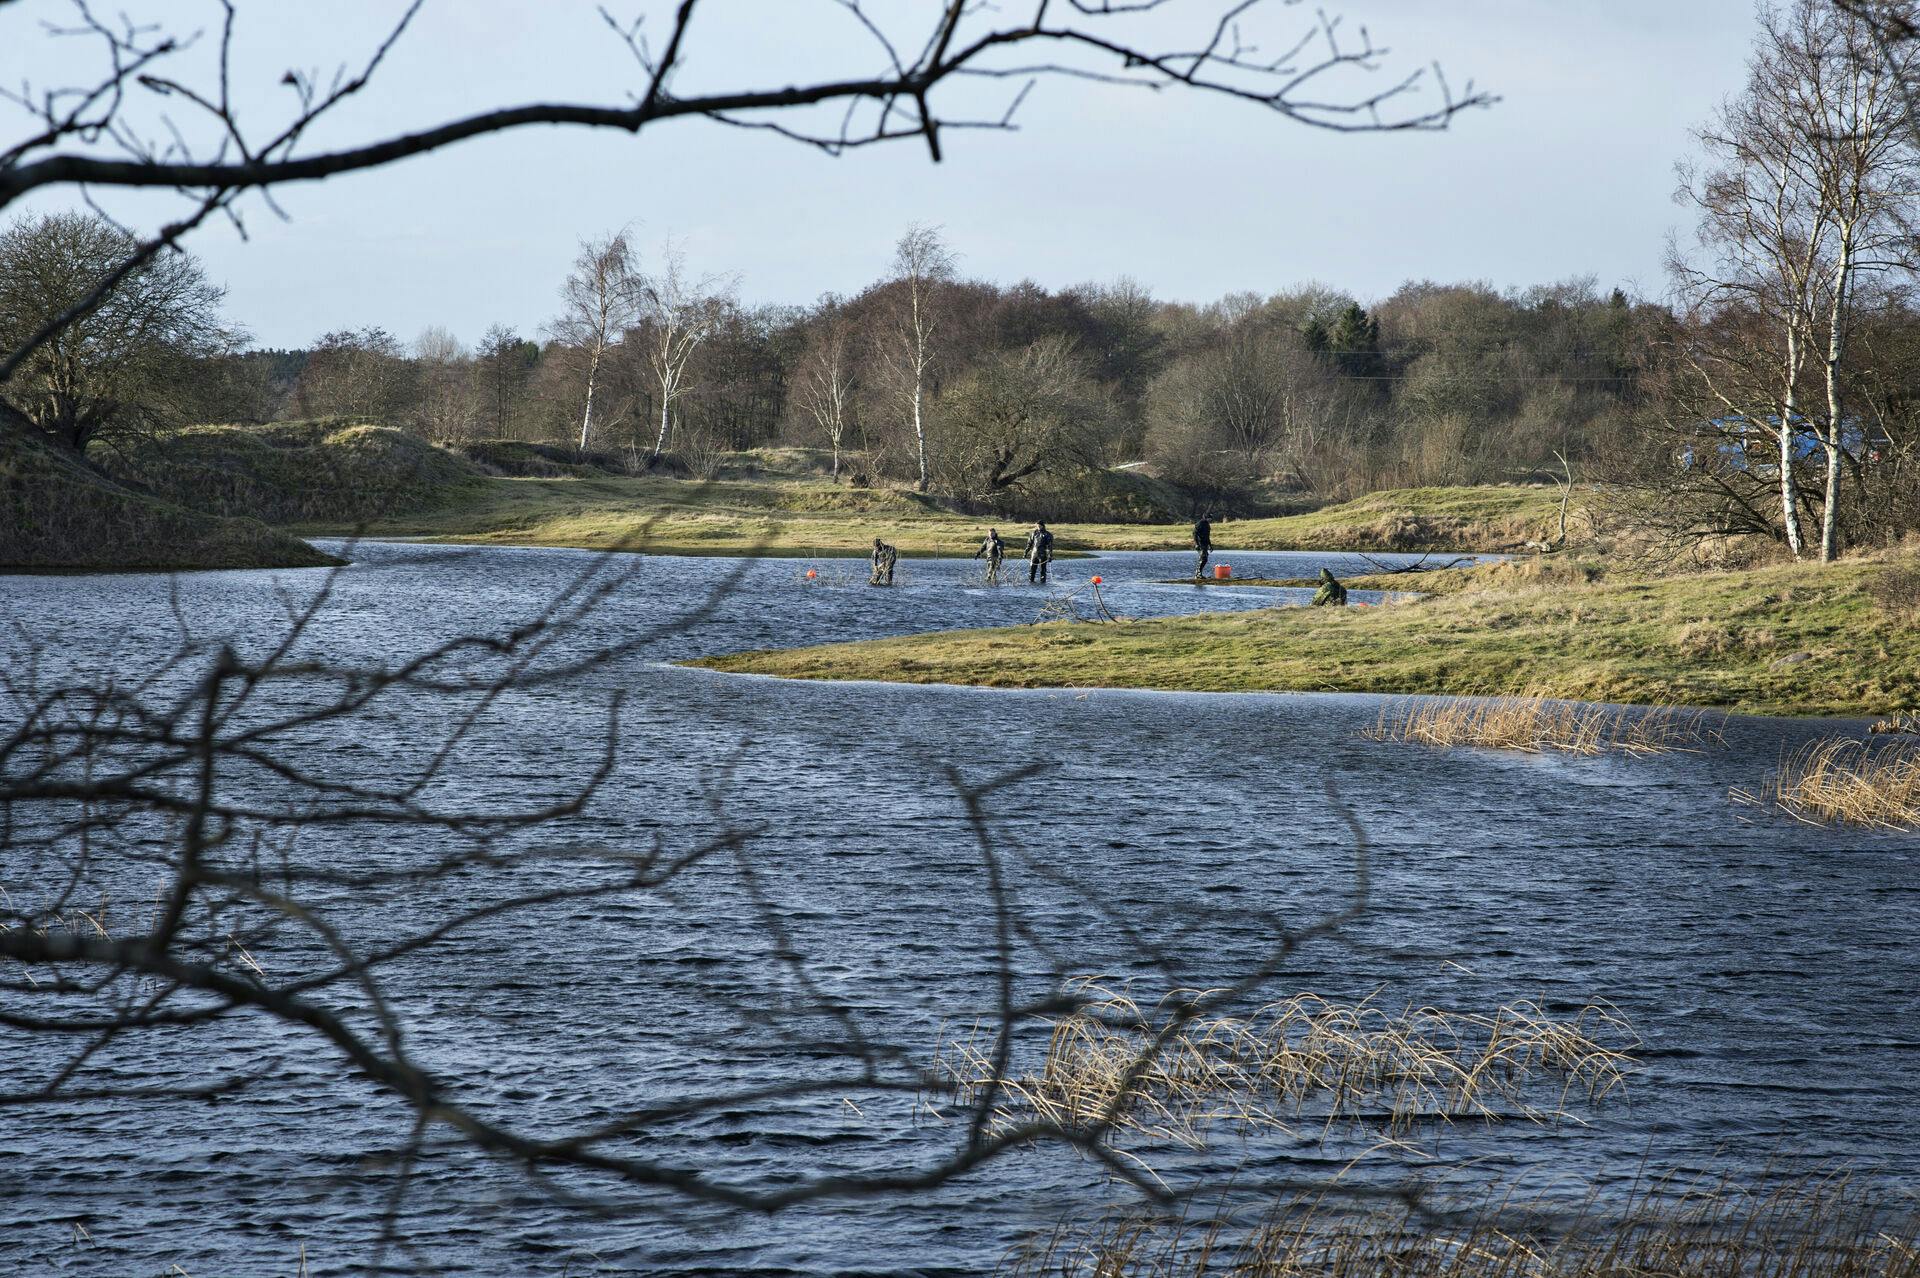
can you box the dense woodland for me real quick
[179,261,1653,507]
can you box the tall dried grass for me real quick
[1365,694,1721,757]
[1004,1172,1918,1278]
[933,984,1638,1149]
[1736,737,1920,831]
[1870,711,1920,736]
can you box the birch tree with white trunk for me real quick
[1776,1,1920,560]
[638,242,734,468]
[1673,39,1831,557]
[1672,0,1919,562]
[797,314,858,479]
[888,225,955,493]
[551,231,640,452]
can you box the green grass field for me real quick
[297,472,1574,558]
[690,553,1920,717]
[23,416,1579,570]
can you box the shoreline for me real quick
[682,554,1920,720]
[677,661,1885,728]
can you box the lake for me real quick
[3,542,1917,1276]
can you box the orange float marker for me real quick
[805,569,818,579]
[1091,575,1103,584]
[1214,564,1231,579]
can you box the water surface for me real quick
[3,544,1916,1276]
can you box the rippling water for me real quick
[3,543,1917,1276]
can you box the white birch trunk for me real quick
[911,378,928,492]
[1778,322,1807,558]
[1820,232,1854,563]
[578,347,601,452]
[651,388,671,465]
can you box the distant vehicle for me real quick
[1677,413,1889,474]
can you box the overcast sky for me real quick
[11,1,1761,349]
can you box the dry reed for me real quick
[1003,1172,1918,1278]
[1870,711,1920,736]
[1365,694,1721,757]
[1736,736,1920,831]
[933,984,1639,1149]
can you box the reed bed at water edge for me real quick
[1002,1172,1920,1278]
[930,983,1639,1150]
[1364,693,1722,757]
[1736,736,1920,831]
[1871,710,1920,736]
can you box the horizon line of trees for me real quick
[187,239,1660,508]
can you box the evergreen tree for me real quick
[1326,302,1381,378]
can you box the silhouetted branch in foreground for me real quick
[1,543,1402,1270]
[0,0,1492,379]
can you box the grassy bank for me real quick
[62,418,1576,565]
[689,554,1920,717]
[88,420,1575,557]
[2,428,336,572]
[103,419,489,525]
[297,472,1572,558]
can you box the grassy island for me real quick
[689,554,1920,718]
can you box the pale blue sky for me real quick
[8,1,1760,348]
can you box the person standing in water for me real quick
[974,528,1006,584]
[1193,515,1213,580]
[869,537,898,586]
[1025,521,1054,585]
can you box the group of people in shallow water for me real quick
[867,517,1348,603]
[869,521,1056,586]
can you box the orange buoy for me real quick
[1214,564,1231,579]
[1091,575,1103,585]
[805,569,818,579]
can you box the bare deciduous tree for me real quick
[939,335,1105,498]
[549,231,640,453]
[796,306,859,479]
[412,326,472,442]
[637,240,734,467]
[0,210,232,452]
[476,323,534,439]
[1670,0,1919,561]
[290,326,417,424]
[888,224,956,492]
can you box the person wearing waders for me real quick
[869,536,898,586]
[1025,521,1055,585]
[974,528,1006,584]
[1193,516,1213,580]
[1312,566,1347,607]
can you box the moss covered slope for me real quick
[104,419,487,525]
[2,429,337,572]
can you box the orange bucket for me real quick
[1214,564,1231,580]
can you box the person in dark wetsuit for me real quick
[869,537,897,585]
[1025,521,1054,585]
[1193,516,1213,579]
[974,528,1006,584]
[1311,566,1347,606]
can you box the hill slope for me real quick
[1,429,337,572]
[103,419,487,525]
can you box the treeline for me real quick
[211,229,1647,514]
